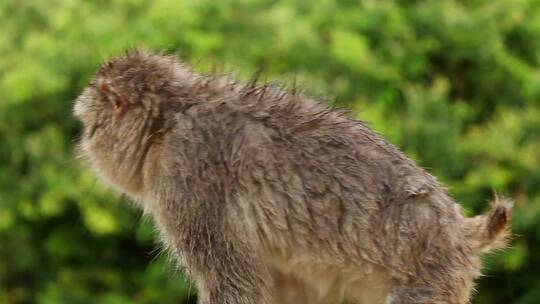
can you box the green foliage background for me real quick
[1,0,539,303]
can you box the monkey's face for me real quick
[74,51,176,195]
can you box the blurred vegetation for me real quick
[1,0,539,303]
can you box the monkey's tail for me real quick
[466,196,513,254]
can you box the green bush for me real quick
[1,0,539,303]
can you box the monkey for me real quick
[73,50,512,304]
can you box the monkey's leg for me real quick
[162,214,273,303]
[152,190,273,303]
[193,250,273,304]
[161,211,273,303]
[385,273,467,304]
[385,284,446,304]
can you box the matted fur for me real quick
[74,50,512,304]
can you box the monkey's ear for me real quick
[99,82,129,119]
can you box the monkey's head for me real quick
[74,50,186,196]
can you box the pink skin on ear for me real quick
[99,82,129,118]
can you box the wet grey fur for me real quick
[74,51,512,304]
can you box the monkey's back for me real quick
[159,86,476,283]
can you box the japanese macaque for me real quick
[74,50,512,304]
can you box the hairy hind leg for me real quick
[385,270,473,304]
[385,283,454,304]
